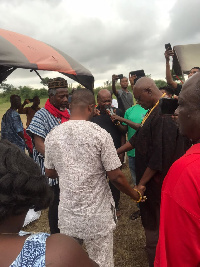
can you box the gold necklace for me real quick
[141,93,166,126]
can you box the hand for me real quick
[112,74,118,82]
[93,107,100,116]
[134,185,147,202]
[129,74,137,86]
[164,49,174,61]
[110,114,123,123]
[23,99,30,105]
[118,153,125,164]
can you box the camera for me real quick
[129,70,145,83]
[117,74,123,79]
[165,43,172,51]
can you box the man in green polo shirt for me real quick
[123,104,147,185]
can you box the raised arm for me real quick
[112,74,119,97]
[165,49,178,89]
[129,73,137,92]
[18,99,30,114]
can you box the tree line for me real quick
[0,77,167,102]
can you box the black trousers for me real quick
[109,181,120,209]
[48,184,60,234]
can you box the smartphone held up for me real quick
[165,43,172,51]
[129,69,145,83]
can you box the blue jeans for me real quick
[128,156,136,185]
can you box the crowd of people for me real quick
[0,49,200,266]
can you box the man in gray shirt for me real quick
[112,74,134,115]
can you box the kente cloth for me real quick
[129,105,191,230]
[155,144,200,267]
[44,99,70,123]
[10,232,49,267]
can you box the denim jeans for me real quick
[128,156,136,185]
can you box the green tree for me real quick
[154,80,167,88]
[40,77,50,87]
[18,86,33,99]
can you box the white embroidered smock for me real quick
[44,120,122,239]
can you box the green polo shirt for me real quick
[123,104,148,157]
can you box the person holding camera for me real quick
[18,96,41,127]
[112,74,133,115]
[164,48,200,95]
[91,89,126,215]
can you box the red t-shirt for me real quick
[155,144,200,267]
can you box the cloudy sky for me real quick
[0,0,200,89]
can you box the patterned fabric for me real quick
[44,120,122,239]
[1,109,25,151]
[10,232,49,267]
[75,231,114,267]
[27,107,61,179]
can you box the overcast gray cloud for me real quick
[0,0,200,88]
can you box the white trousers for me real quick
[74,231,114,267]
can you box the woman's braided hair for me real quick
[0,140,53,222]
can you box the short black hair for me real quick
[191,67,200,70]
[10,95,20,104]
[0,140,53,222]
[71,88,95,107]
[159,86,174,95]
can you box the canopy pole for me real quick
[30,69,45,83]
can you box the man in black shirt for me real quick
[117,77,190,267]
[91,89,125,212]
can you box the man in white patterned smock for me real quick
[44,89,146,267]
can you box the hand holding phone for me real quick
[117,74,123,79]
[112,74,118,82]
[165,43,172,51]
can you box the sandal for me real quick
[130,210,140,220]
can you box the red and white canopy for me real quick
[0,28,94,90]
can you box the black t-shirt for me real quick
[129,106,191,230]
[174,83,182,96]
[91,108,123,149]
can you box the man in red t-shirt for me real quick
[155,72,200,267]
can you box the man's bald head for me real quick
[133,77,162,109]
[178,72,200,142]
[97,89,111,100]
[97,89,112,111]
